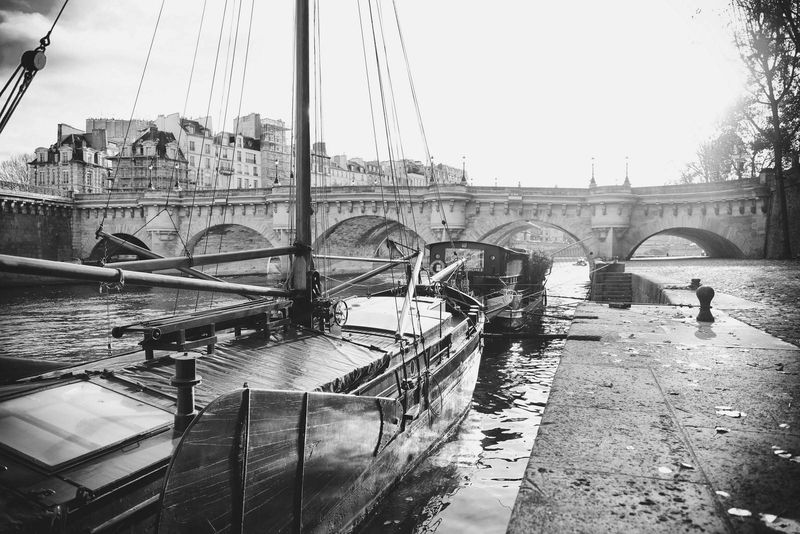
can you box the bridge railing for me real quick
[0,181,73,199]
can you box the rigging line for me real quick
[371,1,405,245]
[100,0,166,230]
[208,0,246,303]
[0,65,23,102]
[194,0,234,310]
[0,70,28,131]
[370,3,421,343]
[363,0,403,294]
[312,0,324,284]
[381,4,419,241]
[164,0,210,273]
[311,0,328,287]
[200,0,240,256]
[175,0,209,258]
[368,1,405,234]
[373,1,414,242]
[282,2,298,293]
[390,0,453,250]
[44,0,70,41]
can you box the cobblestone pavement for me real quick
[626,258,800,347]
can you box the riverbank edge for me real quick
[506,278,800,533]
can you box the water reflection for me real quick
[359,262,588,534]
[0,282,252,363]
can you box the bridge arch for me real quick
[88,233,150,262]
[314,216,423,256]
[473,220,593,257]
[627,228,744,259]
[187,224,276,276]
[313,216,424,274]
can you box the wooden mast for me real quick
[291,0,313,324]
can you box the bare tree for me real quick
[680,130,747,183]
[0,153,33,185]
[732,0,800,258]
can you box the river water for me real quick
[0,261,590,532]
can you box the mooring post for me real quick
[696,286,715,323]
[689,278,701,290]
[171,355,201,433]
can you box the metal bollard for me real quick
[689,278,701,290]
[696,286,715,323]
[171,356,201,433]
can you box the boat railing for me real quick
[351,344,449,397]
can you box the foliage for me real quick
[731,0,800,165]
[730,0,800,257]
[680,129,747,183]
[0,153,33,184]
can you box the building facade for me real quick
[28,113,468,193]
[29,124,113,194]
[107,126,188,190]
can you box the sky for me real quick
[0,0,746,188]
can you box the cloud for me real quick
[0,9,52,71]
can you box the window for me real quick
[237,151,241,162]
[189,141,196,152]
[237,178,242,188]
[0,381,171,469]
[253,166,258,176]
[204,145,210,155]
[245,179,250,188]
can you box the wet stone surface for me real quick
[627,259,800,347]
[509,300,800,534]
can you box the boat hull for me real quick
[491,292,546,331]
[157,335,483,533]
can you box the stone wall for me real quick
[0,205,73,261]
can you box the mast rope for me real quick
[365,0,405,325]
[391,0,456,251]
[199,0,247,308]
[312,0,333,290]
[99,0,165,234]
[182,0,230,283]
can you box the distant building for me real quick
[28,113,469,192]
[156,113,216,188]
[429,162,467,184]
[259,116,290,185]
[107,126,188,190]
[85,117,151,145]
[29,123,113,193]
[214,131,262,189]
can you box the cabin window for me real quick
[506,259,523,277]
[445,247,484,271]
[0,381,171,469]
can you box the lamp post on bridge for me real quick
[274,159,279,185]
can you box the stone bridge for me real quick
[62,178,770,274]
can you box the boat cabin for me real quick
[428,241,528,287]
